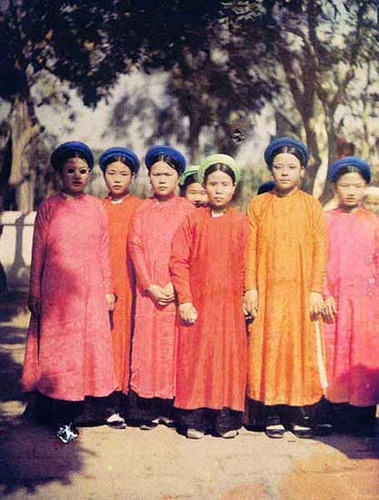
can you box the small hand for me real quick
[28,295,41,318]
[147,284,173,306]
[310,291,324,318]
[243,289,258,318]
[106,293,116,311]
[178,302,198,324]
[322,296,337,322]
[162,282,175,302]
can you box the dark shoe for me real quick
[314,423,333,436]
[265,423,286,439]
[56,423,78,444]
[140,418,159,430]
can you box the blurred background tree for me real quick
[0,0,377,211]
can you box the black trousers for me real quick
[24,391,82,426]
[329,402,376,431]
[128,390,174,423]
[178,407,242,434]
[246,398,324,428]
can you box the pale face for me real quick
[205,170,236,211]
[61,157,90,197]
[150,161,179,200]
[335,171,366,209]
[104,161,133,199]
[363,194,379,214]
[185,182,208,207]
[271,153,304,195]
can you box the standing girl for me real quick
[128,145,194,429]
[99,147,142,427]
[170,154,248,439]
[179,164,208,207]
[244,137,327,438]
[322,157,379,433]
[22,141,116,443]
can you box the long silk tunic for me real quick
[103,194,142,392]
[128,195,194,399]
[22,193,116,401]
[170,207,248,411]
[323,207,379,406]
[245,189,327,406]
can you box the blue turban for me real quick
[51,141,94,171]
[264,137,309,168]
[145,145,186,175]
[99,147,140,174]
[329,156,371,183]
[257,180,275,195]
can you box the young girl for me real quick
[99,147,142,428]
[22,141,116,443]
[322,157,379,433]
[179,165,208,207]
[170,154,248,439]
[363,185,379,215]
[244,137,327,438]
[127,145,194,429]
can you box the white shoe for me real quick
[219,429,238,439]
[187,428,205,439]
[106,412,126,429]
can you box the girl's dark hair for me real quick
[203,163,236,185]
[332,165,367,183]
[59,151,88,172]
[149,153,181,174]
[103,155,134,172]
[180,174,199,196]
[269,145,304,169]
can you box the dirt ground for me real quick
[0,292,378,500]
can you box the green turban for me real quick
[198,154,240,184]
[179,165,200,186]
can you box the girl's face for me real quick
[185,182,208,207]
[335,171,366,209]
[61,157,90,196]
[363,194,379,214]
[205,170,236,211]
[150,161,179,200]
[104,161,133,199]
[271,153,304,195]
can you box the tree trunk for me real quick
[7,96,41,212]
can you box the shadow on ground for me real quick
[0,418,92,496]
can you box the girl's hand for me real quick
[178,302,198,324]
[322,296,337,322]
[28,295,41,318]
[106,293,116,311]
[309,291,324,318]
[147,284,173,305]
[162,282,175,302]
[243,289,258,318]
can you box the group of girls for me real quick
[22,137,379,444]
